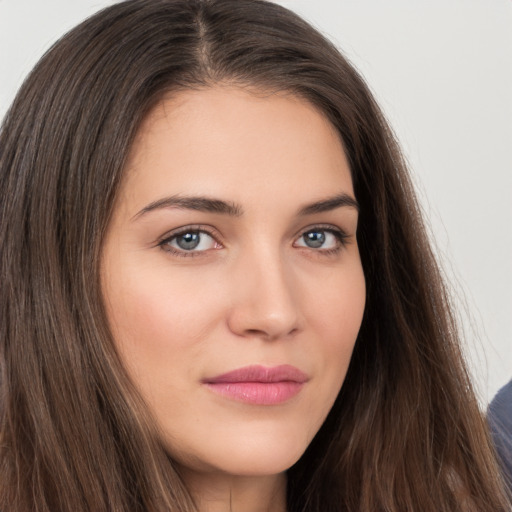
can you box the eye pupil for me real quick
[177,232,200,250]
[304,231,325,248]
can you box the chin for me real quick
[220,445,305,477]
[166,426,311,477]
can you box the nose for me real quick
[226,246,301,341]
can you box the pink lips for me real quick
[203,365,308,405]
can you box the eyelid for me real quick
[292,224,350,250]
[293,223,349,241]
[156,224,224,256]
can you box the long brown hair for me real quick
[0,1,508,510]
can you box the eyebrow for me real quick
[297,193,360,215]
[132,192,359,221]
[133,195,243,220]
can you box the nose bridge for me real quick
[227,240,300,340]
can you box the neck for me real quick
[181,469,287,512]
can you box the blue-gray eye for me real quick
[176,232,201,250]
[296,229,340,250]
[164,231,217,252]
[303,231,325,248]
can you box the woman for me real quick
[0,0,508,511]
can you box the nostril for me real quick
[243,326,299,341]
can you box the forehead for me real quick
[121,85,353,210]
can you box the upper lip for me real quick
[203,364,309,384]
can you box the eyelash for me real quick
[297,225,350,256]
[157,224,349,258]
[157,225,220,258]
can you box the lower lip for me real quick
[204,381,304,405]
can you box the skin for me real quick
[101,86,366,512]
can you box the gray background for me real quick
[1,0,510,403]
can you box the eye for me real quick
[159,228,221,255]
[294,227,347,251]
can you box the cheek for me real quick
[304,260,365,393]
[102,259,232,396]
[307,257,365,342]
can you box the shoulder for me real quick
[488,379,512,491]
[489,379,512,430]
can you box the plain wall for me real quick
[1,0,511,402]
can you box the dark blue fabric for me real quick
[488,379,512,494]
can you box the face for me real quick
[101,86,365,480]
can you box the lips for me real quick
[203,365,308,405]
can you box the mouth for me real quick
[202,364,309,405]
